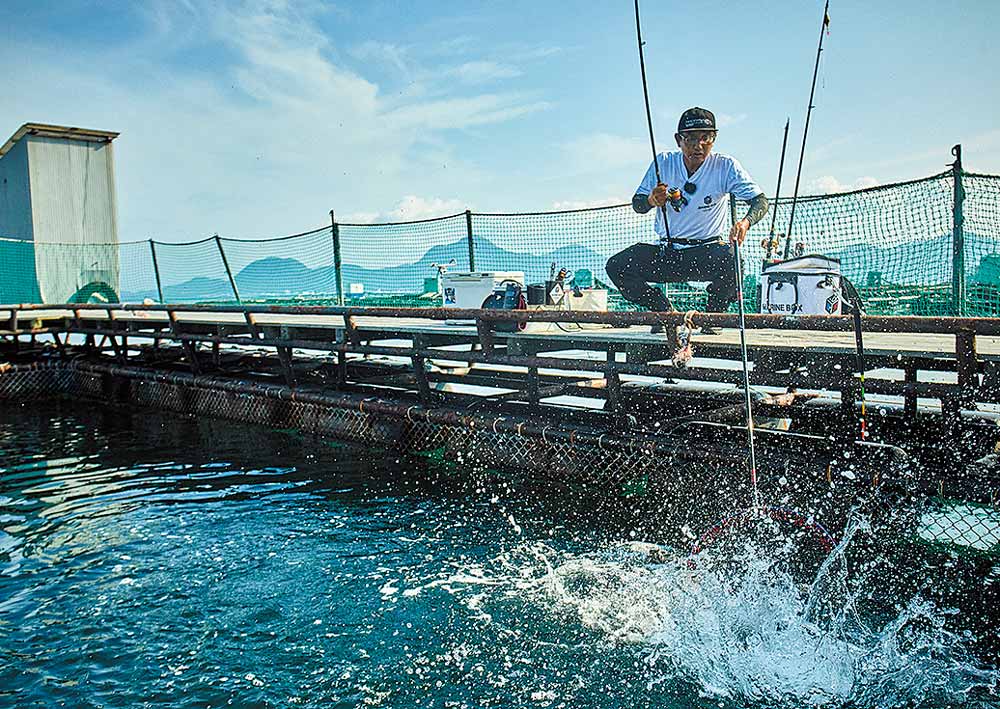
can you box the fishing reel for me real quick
[667,187,688,212]
[760,235,781,252]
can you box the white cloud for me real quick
[448,61,522,84]
[810,176,843,193]
[349,40,412,78]
[514,45,563,61]
[385,93,550,131]
[809,175,880,194]
[551,197,622,210]
[389,196,467,221]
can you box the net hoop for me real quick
[689,505,837,559]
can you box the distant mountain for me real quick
[120,232,1000,302]
[122,236,614,301]
[236,256,317,295]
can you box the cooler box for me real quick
[760,255,843,315]
[441,271,524,325]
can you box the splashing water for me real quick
[427,517,1000,709]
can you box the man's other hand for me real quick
[648,183,668,208]
[729,218,750,245]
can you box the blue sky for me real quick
[3,0,999,243]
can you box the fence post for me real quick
[214,234,241,302]
[330,210,344,305]
[465,210,476,271]
[149,239,165,303]
[951,145,966,316]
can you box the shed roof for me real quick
[0,123,119,159]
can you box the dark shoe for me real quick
[697,325,720,335]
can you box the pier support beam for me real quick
[957,331,978,410]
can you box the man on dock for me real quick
[606,107,769,331]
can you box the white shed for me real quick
[0,123,121,303]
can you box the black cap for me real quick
[677,107,717,133]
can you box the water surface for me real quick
[1,403,997,708]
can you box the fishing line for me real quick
[733,242,760,511]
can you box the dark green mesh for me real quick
[338,214,469,301]
[735,172,956,315]
[1,171,997,314]
[964,173,1000,316]
[220,226,337,303]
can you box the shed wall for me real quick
[27,136,120,302]
[0,139,41,302]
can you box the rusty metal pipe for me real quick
[4,302,1000,335]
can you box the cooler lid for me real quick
[762,254,841,274]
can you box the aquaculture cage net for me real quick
[471,205,648,305]
[150,237,235,303]
[2,361,998,557]
[219,226,337,304]
[735,172,957,315]
[0,237,157,304]
[964,173,1000,316]
[337,213,470,305]
[917,497,1000,554]
[2,170,999,315]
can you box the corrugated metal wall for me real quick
[0,139,41,302]
[26,136,120,302]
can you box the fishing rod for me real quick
[634,0,671,243]
[784,0,831,259]
[732,242,760,511]
[763,118,790,266]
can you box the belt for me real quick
[661,237,723,247]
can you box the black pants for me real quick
[606,242,737,312]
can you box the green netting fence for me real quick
[2,168,998,316]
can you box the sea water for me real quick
[1,402,997,708]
